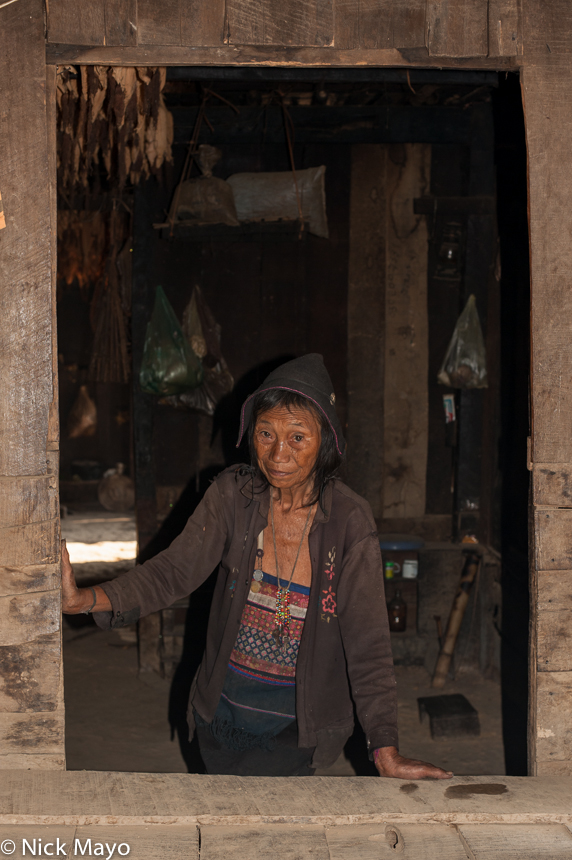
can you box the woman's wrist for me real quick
[64,586,101,614]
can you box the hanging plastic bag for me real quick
[438,294,488,389]
[160,285,234,416]
[140,285,203,396]
[68,385,97,438]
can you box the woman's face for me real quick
[253,404,322,493]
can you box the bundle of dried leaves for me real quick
[57,66,173,195]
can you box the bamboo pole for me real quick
[432,551,480,688]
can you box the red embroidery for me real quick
[322,586,337,614]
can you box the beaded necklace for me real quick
[269,492,314,649]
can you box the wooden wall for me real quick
[522,0,572,777]
[0,0,64,769]
[45,0,519,65]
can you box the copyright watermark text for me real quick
[1,841,130,858]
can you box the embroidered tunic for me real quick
[210,573,310,749]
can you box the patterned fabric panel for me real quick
[229,572,310,686]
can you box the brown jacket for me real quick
[95,467,398,768]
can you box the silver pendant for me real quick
[253,569,263,582]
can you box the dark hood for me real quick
[236,354,346,456]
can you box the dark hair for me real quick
[243,388,343,508]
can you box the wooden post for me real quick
[346,145,386,518]
[0,0,64,768]
[522,0,572,776]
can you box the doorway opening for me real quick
[56,67,530,776]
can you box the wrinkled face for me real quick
[253,404,322,492]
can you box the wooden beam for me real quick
[346,145,386,518]
[1,772,572,825]
[168,105,476,148]
[45,43,519,69]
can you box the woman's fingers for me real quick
[61,539,81,610]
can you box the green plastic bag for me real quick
[139,286,204,396]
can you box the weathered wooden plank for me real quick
[383,143,430,519]
[0,0,53,476]
[536,672,572,763]
[488,0,520,57]
[0,592,60,648]
[0,564,60,598]
[522,4,572,465]
[325,823,466,859]
[426,0,488,58]
[0,521,59,568]
[74,827,199,859]
[0,633,61,713]
[226,0,333,46]
[1,773,572,824]
[392,0,426,49]
[346,145,386,518]
[0,478,58,529]
[538,609,572,672]
[137,0,182,45]
[534,509,572,570]
[181,0,226,46]
[200,826,329,859]
[358,0,394,50]
[533,464,572,507]
[538,570,572,613]
[267,0,334,47]
[45,43,518,68]
[458,823,572,858]
[333,0,395,49]
[536,761,572,776]
[46,65,60,451]
[225,0,264,44]
[47,0,106,45]
[104,0,138,46]
[333,0,359,49]
[0,754,66,769]
[2,774,572,825]
[0,712,65,756]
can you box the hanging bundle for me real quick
[56,65,173,195]
[175,145,238,226]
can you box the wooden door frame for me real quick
[41,41,564,777]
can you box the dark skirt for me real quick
[195,712,315,776]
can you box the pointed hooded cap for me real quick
[236,354,345,456]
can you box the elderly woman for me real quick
[62,354,451,780]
